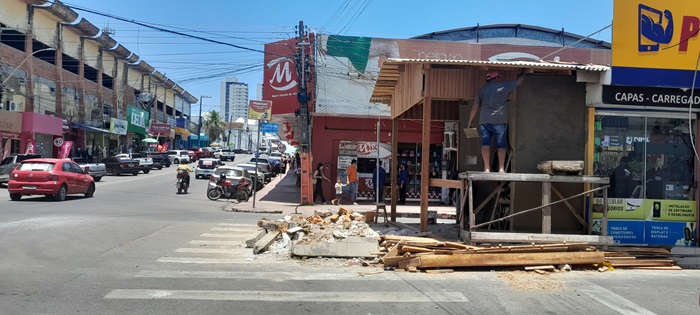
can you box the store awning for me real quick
[189,134,209,142]
[174,127,190,137]
[71,122,111,134]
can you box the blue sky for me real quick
[63,0,614,113]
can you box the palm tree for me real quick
[202,110,225,143]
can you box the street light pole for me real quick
[1,47,56,86]
[197,95,211,148]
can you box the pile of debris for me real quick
[247,208,380,258]
[379,235,605,272]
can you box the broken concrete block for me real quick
[291,236,379,258]
[245,229,267,248]
[287,226,303,234]
[254,231,281,254]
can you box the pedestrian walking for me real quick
[332,178,346,205]
[398,163,409,204]
[312,163,330,204]
[347,159,358,205]
[372,162,387,203]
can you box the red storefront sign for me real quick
[149,123,171,135]
[263,35,315,115]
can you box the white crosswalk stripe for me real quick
[106,222,465,303]
[105,289,469,302]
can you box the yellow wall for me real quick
[83,40,99,68]
[127,67,144,90]
[62,27,81,58]
[0,0,30,31]
[32,9,58,46]
[102,54,115,78]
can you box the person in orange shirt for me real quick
[346,159,358,205]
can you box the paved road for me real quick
[1,155,699,314]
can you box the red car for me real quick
[186,148,210,159]
[7,158,96,201]
[185,150,198,162]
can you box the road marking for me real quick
[209,227,253,232]
[135,270,406,281]
[175,248,244,254]
[189,240,243,245]
[104,289,468,302]
[157,257,256,264]
[200,233,248,238]
[579,282,657,315]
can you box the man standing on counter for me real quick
[467,69,526,173]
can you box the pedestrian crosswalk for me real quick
[103,221,469,303]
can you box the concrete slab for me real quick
[291,236,379,258]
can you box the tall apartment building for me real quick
[220,77,248,122]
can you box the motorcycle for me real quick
[176,170,189,194]
[207,175,251,202]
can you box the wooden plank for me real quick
[380,243,401,267]
[542,181,551,234]
[524,265,556,271]
[253,231,281,254]
[399,245,435,253]
[552,185,587,227]
[420,97,432,233]
[390,118,398,222]
[414,251,605,268]
[460,172,609,184]
[462,231,615,245]
[428,178,462,189]
[382,235,441,243]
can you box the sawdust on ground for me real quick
[496,270,568,292]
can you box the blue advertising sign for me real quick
[645,221,697,246]
[260,121,279,133]
[593,219,645,245]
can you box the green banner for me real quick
[127,105,149,135]
[645,199,697,222]
[593,198,645,220]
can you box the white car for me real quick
[166,150,191,164]
[194,158,224,179]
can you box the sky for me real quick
[61,0,614,114]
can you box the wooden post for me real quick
[420,98,431,232]
[390,117,399,222]
[468,179,474,233]
[602,186,608,238]
[542,181,551,234]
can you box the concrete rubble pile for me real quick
[247,208,380,258]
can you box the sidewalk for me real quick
[225,171,458,219]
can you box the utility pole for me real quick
[197,95,211,147]
[297,20,310,153]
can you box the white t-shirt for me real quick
[335,182,344,194]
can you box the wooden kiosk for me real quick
[371,58,612,243]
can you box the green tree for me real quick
[202,110,225,144]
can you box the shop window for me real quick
[594,114,696,201]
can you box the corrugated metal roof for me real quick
[382,58,610,71]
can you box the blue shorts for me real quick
[480,124,508,149]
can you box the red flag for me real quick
[58,141,73,159]
[25,139,36,154]
[1,139,10,160]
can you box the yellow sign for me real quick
[248,100,272,121]
[612,0,700,87]
[645,199,697,222]
[593,198,645,220]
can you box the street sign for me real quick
[53,137,64,147]
[277,143,286,153]
[260,121,279,133]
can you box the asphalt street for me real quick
[0,154,699,314]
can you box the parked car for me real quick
[70,157,106,182]
[214,148,236,161]
[0,154,42,185]
[7,158,95,201]
[238,163,272,183]
[208,166,247,190]
[187,147,211,159]
[115,153,153,173]
[194,158,224,179]
[101,156,140,176]
[185,150,198,162]
[248,157,273,173]
[166,150,191,164]
[148,152,172,170]
[232,166,264,191]
[233,148,245,154]
[267,152,286,173]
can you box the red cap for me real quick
[486,71,500,80]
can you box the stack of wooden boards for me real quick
[603,247,681,270]
[379,235,605,271]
